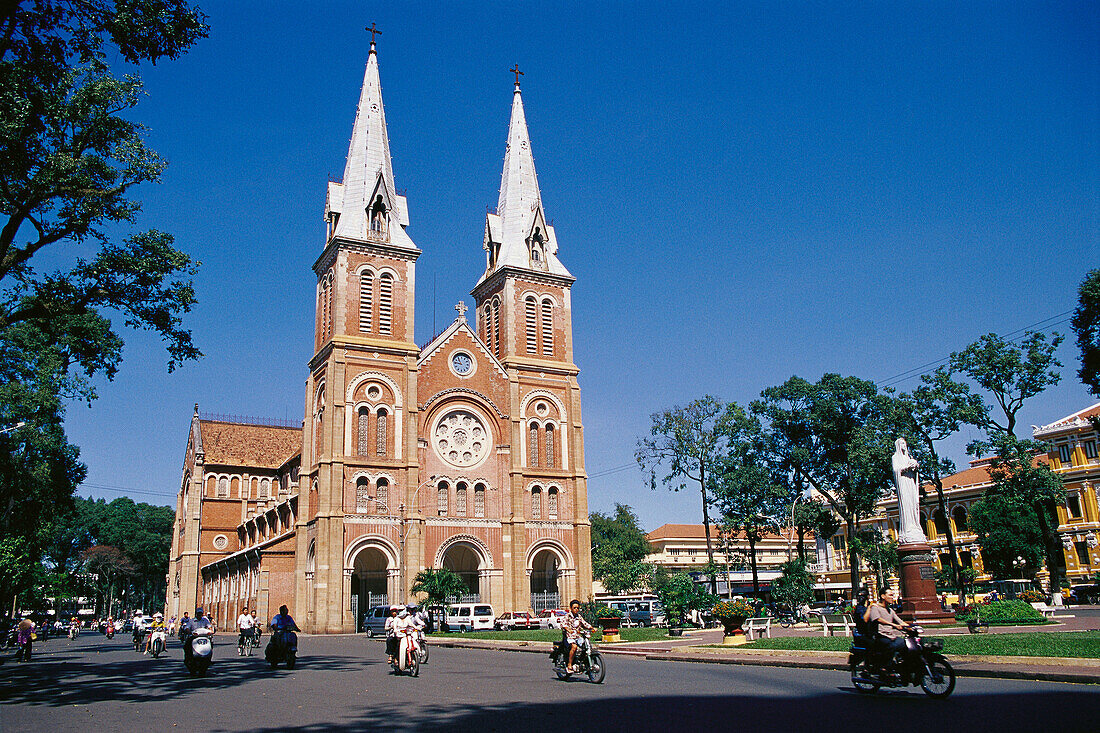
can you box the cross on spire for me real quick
[455,301,468,319]
[510,64,523,87]
[366,22,382,45]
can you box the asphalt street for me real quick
[1,633,1097,732]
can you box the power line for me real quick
[80,482,176,499]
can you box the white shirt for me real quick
[237,613,255,630]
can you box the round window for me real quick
[213,534,228,551]
[433,409,490,468]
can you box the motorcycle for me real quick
[184,627,214,677]
[265,628,298,670]
[105,625,114,640]
[848,625,956,698]
[390,629,420,677]
[132,626,146,652]
[414,627,428,664]
[68,624,79,640]
[550,632,605,683]
[149,627,167,658]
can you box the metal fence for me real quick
[531,592,560,613]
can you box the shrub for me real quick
[713,599,756,619]
[955,599,1045,624]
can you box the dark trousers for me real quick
[872,636,906,669]
[17,639,32,661]
[386,636,399,658]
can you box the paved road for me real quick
[2,634,1097,732]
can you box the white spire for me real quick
[479,76,571,284]
[326,39,415,250]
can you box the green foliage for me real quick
[578,600,622,626]
[849,529,898,592]
[411,567,468,608]
[955,599,1046,624]
[792,500,839,541]
[712,599,755,619]
[743,632,1099,658]
[654,571,715,626]
[1072,268,1100,397]
[771,559,815,610]
[969,492,1045,580]
[590,504,652,594]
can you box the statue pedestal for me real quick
[897,542,954,624]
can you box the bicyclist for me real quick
[237,605,255,656]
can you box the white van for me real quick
[445,603,496,632]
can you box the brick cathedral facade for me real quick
[166,39,593,632]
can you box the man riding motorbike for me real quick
[180,607,212,668]
[561,600,595,673]
[269,605,300,653]
[864,588,912,675]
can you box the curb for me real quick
[435,638,1100,685]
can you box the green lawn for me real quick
[428,627,674,643]
[734,631,1100,659]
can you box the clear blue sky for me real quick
[66,2,1098,531]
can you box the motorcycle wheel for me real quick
[586,652,606,684]
[920,656,956,699]
[365,627,374,638]
[554,664,571,681]
[286,651,296,670]
[780,617,794,629]
[418,644,429,664]
[197,661,208,678]
[410,653,419,677]
[850,659,880,693]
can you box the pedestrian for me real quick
[16,616,35,662]
[940,593,949,611]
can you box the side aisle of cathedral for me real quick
[165,38,593,633]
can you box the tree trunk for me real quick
[698,460,718,595]
[847,517,860,595]
[925,436,964,605]
[797,527,806,563]
[749,533,760,597]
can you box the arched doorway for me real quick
[441,542,483,601]
[530,548,562,612]
[351,546,391,629]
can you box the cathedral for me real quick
[165,37,593,633]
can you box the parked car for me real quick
[1068,584,1100,605]
[495,611,535,630]
[362,605,391,636]
[537,609,568,629]
[444,603,495,632]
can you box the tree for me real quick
[710,402,791,597]
[791,499,839,562]
[0,1,206,581]
[653,571,715,627]
[849,529,898,593]
[771,559,814,611]
[969,493,1044,580]
[753,374,895,593]
[637,395,727,594]
[1072,268,1100,397]
[891,367,986,605]
[83,544,136,617]
[950,332,1066,589]
[411,567,467,629]
[948,331,1063,443]
[590,504,652,594]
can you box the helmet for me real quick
[154,612,164,619]
[398,608,409,618]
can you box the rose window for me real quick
[434,410,489,467]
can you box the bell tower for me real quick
[299,30,422,633]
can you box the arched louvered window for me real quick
[376,478,388,511]
[531,487,542,520]
[541,298,553,355]
[493,298,501,355]
[355,477,370,512]
[483,304,493,352]
[217,477,228,498]
[379,273,393,335]
[547,487,558,519]
[529,423,540,466]
[376,409,387,456]
[357,406,369,456]
[545,424,555,467]
[474,483,486,518]
[437,482,449,515]
[525,296,537,353]
[455,482,468,516]
[260,478,270,498]
[359,271,373,333]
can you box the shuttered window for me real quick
[529,423,539,466]
[541,299,553,355]
[359,272,373,332]
[379,273,393,335]
[525,296,537,353]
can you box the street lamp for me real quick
[396,476,439,603]
[0,421,26,435]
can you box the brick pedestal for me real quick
[897,542,954,624]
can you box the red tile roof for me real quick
[199,421,301,469]
[646,524,787,541]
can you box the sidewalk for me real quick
[432,632,1100,685]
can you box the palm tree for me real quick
[411,568,467,631]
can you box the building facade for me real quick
[166,39,593,632]
[816,404,1100,594]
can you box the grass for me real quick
[731,631,1100,659]
[427,627,676,643]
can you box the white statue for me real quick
[892,438,926,544]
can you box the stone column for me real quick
[897,542,953,623]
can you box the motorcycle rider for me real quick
[144,613,166,654]
[384,605,401,664]
[561,599,594,673]
[865,588,912,675]
[390,607,417,668]
[180,607,212,668]
[269,604,300,656]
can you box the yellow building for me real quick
[817,403,1100,594]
